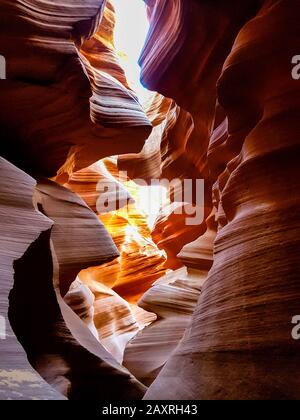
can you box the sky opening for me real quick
[109,1,166,230]
[111,0,152,104]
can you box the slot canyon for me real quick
[0,0,300,401]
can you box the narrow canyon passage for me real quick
[62,0,207,381]
[0,0,300,401]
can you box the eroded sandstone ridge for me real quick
[0,0,150,400]
[0,0,151,180]
[0,157,63,400]
[1,0,300,401]
[140,0,300,400]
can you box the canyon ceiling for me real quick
[0,0,300,401]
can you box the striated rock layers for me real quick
[1,158,147,399]
[65,160,165,363]
[0,157,64,400]
[0,0,151,400]
[142,0,300,400]
[0,0,151,180]
[123,210,216,386]
[1,0,300,402]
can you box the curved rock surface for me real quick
[1,0,300,402]
[123,267,201,386]
[144,0,300,400]
[8,175,147,400]
[123,211,216,386]
[65,161,133,214]
[73,276,156,364]
[0,157,64,400]
[35,178,119,296]
[70,159,167,302]
[64,160,165,364]
[0,0,151,180]
[151,202,207,269]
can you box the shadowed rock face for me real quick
[142,0,300,400]
[123,267,202,386]
[1,157,146,399]
[0,157,64,400]
[35,178,119,297]
[0,0,154,400]
[0,0,152,180]
[10,230,146,400]
[1,0,300,401]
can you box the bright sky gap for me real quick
[111,0,152,104]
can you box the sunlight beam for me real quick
[111,0,152,104]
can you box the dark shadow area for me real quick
[8,229,145,400]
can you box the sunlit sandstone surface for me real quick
[0,0,300,400]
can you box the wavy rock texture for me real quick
[1,0,300,402]
[65,161,133,214]
[0,0,151,180]
[0,0,157,397]
[8,176,147,400]
[130,0,265,201]
[118,92,213,219]
[80,210,162,301]
[0,157,64,400]
[0,0,153,401]
[64,278,99,340]
[144,0,300,400]
[178,210,216,272]
[35,178,119,296]
[64,159,165,362]
[123,267,201,386]
[123,211,216,386]
[67,159,167,303]
[151,202,207,270]
[69,276,156,364]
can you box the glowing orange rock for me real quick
[0,0,151,180]
[144,0,300,400]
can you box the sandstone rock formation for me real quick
[65,161,133,214]
[151,202,207,270]
[0,0,151,180]
[35,178,119,296]
[142,0,300,400]
[64,159,165,364]
[0,157,64,400]
[123,210,216,386]
[0,0,154,399]
[3,170,146,399]
[1,0,300,402]
[123,267,201,386]
[68,276,156,364]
